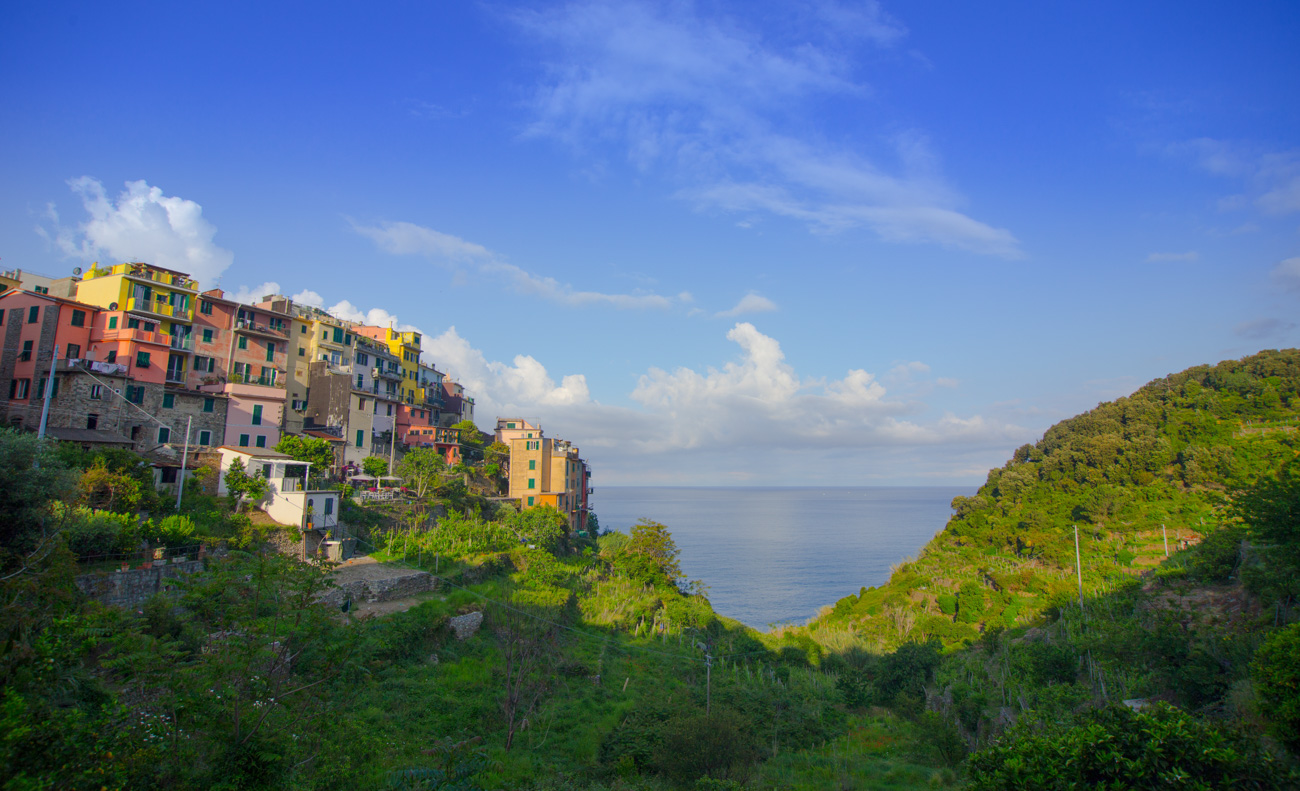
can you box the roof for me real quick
[216,445,293,459]
[303,429,345,443]
[0,288,101,312]
[45,427,132,444]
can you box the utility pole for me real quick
[175,416,193,510]
[1073,524,1085,611]
[36,344,60,441]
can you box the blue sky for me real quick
[2,1,1298,486]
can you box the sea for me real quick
[593,486,973,630]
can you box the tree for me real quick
[224,458,267,512]
[1253,622,1300,752]
[626,519,682,584]
[493,598,558,751]
[395,447,445,499]
[362,455,390,478]
[507,506,568,552]
[0,429,76,569]
[274,435,336,476]
[451,420,482,448]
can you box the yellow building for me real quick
[507,430,587,532]
[75,262,199,384]
[356,326,422,404]
[258,296,358,435]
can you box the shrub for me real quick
[967,703,1280,790]
[1186,525,1245,582]
[957,581,986,624]
[1252,622,1300,753]
[937,593,957,616]
[653,710,758,785]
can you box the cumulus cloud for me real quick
[39,177,234,284]
[512,1,1021,257]
[1273,257,1300,292]
[226,281,281,305]
[423,326,591,409]
[1146,251,1199,263]
[350,218,687,309]
[716,292,777,317]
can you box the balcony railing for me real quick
[126,296,193,321]
[165,369,186,384]
[92,326,168,346]
[234,318,288,339]
[169,334,193,351]
[373,366,403,380]
[231,372,280,387]
[90,263,198,291]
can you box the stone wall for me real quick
[315,570,440,608]
[76,560,205,609]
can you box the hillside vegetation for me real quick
[2,349,1299,789]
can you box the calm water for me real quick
[594,486,972,630]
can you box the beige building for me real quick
[505,423,589,533]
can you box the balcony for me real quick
[126,296,193,321]
[169,334,193,351]
[91,326,169,347]
[232,372,281,387]
[234,318,288,339]
[373,366,403,381]
[90,263,198,291]
[165,369,186,384]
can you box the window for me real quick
[200,300,213,315]
[159,468,177,484]
[255,435,267,448]
[90,384,102,400]
[108,316,117,329]
[387,404,393,416]
[356,429,364,448]
[298,346,304,357]
[19,340,31,361]
[35,377,57,399]
[11,380,29,399]
[301,325,308,334]
[527,496,534,506]
[125,385,144,404]
[33,286,48,295]
[356,374,364,389]
[65,343,80,359]
[506,422,516,429]
[199,430,211,445]
[266,342,275,361]
[344,333,352,346]
[106,350,116,363]
[127,317,139,329]
[324,498,334,515]
[158,426,170,443]
[27,306,39,323]
[527,478,536,490]
[332,327,343,343]
[237,336,247,350]
[358,397,366,410]
[162,393,175,409]
[239,434,250,447]
[70,309,86,327]
[135,351,150,368]
[356,352,368,365]
[203,397,215,413]
[203,328,213,342]
[0,309,4,324]
[528,459,536,470]
[87,414,98,430]
[252,405,262,425]
[143,322,155,332]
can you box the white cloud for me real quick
[512,1,1021,257]
[716,292,777,317]
[291,289,325,308]
[1235,318,1297,340]
[40,177,234,284]
[1146,251,1199,263]
[1171,138,1300,217]
[226,281,281,305]
[1273,257,1300,293]
[423,326,591,410]
[350,218,686,309]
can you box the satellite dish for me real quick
[109,302,118,310]
[72,267,83,276]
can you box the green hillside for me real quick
[814,348,1300,648]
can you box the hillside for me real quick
[812,348,1300,649]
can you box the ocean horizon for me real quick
[592,485,973,630]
